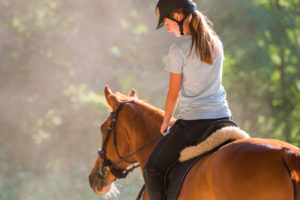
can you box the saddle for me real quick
[163,119,249,200]
[136,120,250,200]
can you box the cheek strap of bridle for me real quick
[99,101,162,179]
[101,101,134,164]
[167,15,188,35]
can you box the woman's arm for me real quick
[160,72,182,134]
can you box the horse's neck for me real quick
[126,102,164,168]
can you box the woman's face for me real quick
[163,17,181,37]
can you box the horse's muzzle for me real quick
[89,172,111,194]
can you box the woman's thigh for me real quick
[144,120,195,171]
[144,117,235,171]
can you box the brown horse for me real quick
[89,86,300,200]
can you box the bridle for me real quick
[97,101,161,179]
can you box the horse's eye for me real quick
[100,117,112,134]
[100,125,106,134]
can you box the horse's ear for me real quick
[129,88,138,98]
[104,85,119,109]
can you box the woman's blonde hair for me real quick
[170,9,223,65]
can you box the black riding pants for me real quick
[144,117,233,174]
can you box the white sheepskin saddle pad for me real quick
[179,126,250,162]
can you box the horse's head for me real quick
[89,85,142,194]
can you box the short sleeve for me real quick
[164,43,184,74]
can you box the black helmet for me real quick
[155,0,197,34]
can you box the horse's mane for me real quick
[112,92,164,134]
[114,92,163,114]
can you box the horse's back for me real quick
[178,138,299,200]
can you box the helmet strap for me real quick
[167,15,188,36]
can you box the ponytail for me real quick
[169,9,222,65]
[189,10,222,65]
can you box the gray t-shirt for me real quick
[165,35,231,120]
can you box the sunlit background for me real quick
[0,0,299,199]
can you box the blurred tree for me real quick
[199,0,300,145]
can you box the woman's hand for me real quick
[160,120,173,135]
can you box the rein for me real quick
[97,101,161,179]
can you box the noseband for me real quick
[97,101,161,179]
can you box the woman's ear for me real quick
[173,13,182,21]
[104,85,120,110]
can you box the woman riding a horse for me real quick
[144,0,235,199]
[89,0,300,199]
